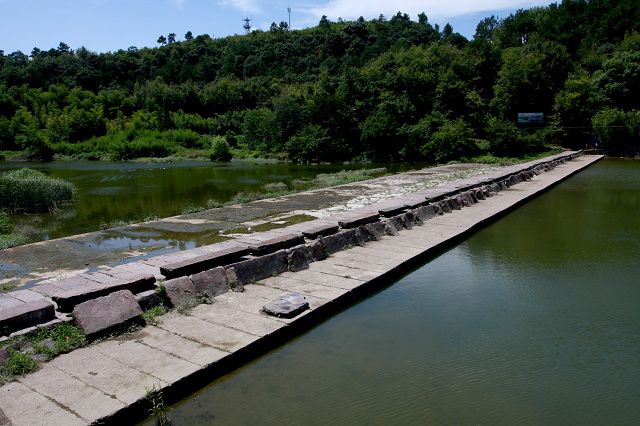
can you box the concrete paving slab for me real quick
[308,261,382,282]
[130,326,227,367]
[50,346,164,405]
[190,303,285,337]
[278,269,366,290]
[259,276,349,300]
[157,312,259,352]
[18,364,124,422]
[93,340,200,385]
[0,381,85,426]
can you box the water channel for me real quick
[143,159,640,425]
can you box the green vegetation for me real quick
[0,1,637,162]
[0,168,74,213]
[4,350,38,376]
[142,305,169,326]
[0,323,86,383]
[146,385,170,426]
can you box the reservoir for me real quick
[147,159,640,425]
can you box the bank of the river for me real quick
[152,157,636,426]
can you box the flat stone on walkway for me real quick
[263,293,310,319]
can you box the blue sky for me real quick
[0,0,554,54]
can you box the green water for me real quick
[0,160,395,242]
[149,159,640,425]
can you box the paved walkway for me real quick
[0,155,602,425]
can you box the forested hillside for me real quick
[0,0,638,162]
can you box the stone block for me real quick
[402,212,414,229]
[387,215,406,232]
[302,224,339,240]
[52,274,156,313]
[414,205,439,222]
[364,221,386,240]
[190,267,230,298]
[438,199,452,213]
[226,250,289,285]
[159,245,250,279]
[0,299,55,336]
[163,276,198,307]
[262,293,310,319]
[337,212,380,229]
[72,290,142,337]
[248,234,305,256]
[135,289,163,311]
[310,237,327,261]
[323,230,357,255]
[384,222,399,236]
[353,226,371,245]
[287,246,312,272]
[378,204,407,217]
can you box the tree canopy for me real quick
[1,0,638,161]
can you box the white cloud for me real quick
[219,0,262,14]
[172,0,186,8]
[306,0,552,20]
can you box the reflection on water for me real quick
[145,159,640,425]
[0,160,400,242]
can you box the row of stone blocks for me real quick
[0,151,581,338]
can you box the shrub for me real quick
[209,136,233,161]
[0,169,74,213]
[421,119,478,163]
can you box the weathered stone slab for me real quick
[190,303,284,337]
[353,226,371,245]
[387,215,407,232]
[0,381,85,426]
[135,289,162,311]
[248,234,305,256]
[378,204,407,217]
[310,237,327,261]
[190,267,230,298]
[18,364,125,422]
[226,250,289,286]
[414,205,439,222]
[337,212,380,229]
[287,245,312,272]
[72,290,143,337]
[163,276,198,307]
[160,245,250,279]
[7,290,46,304]
[364,221,386,240]
[131,326,227,367]
[323,230,357,255]
[302,224,339,240]
[52,274,155,312]
[0,299,55,336]
[262,293,310,319]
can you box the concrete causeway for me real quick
[0,153,602,425]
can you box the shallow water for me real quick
[0,160,397,242]
[147,159,640,425]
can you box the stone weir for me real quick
[0,152,602,425]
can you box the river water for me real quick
[0,160,397,241]
[146,159,640,425]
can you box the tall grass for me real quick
[0,169,75,213]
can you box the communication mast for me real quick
[243,17,252,35]
[287,7,291,29]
